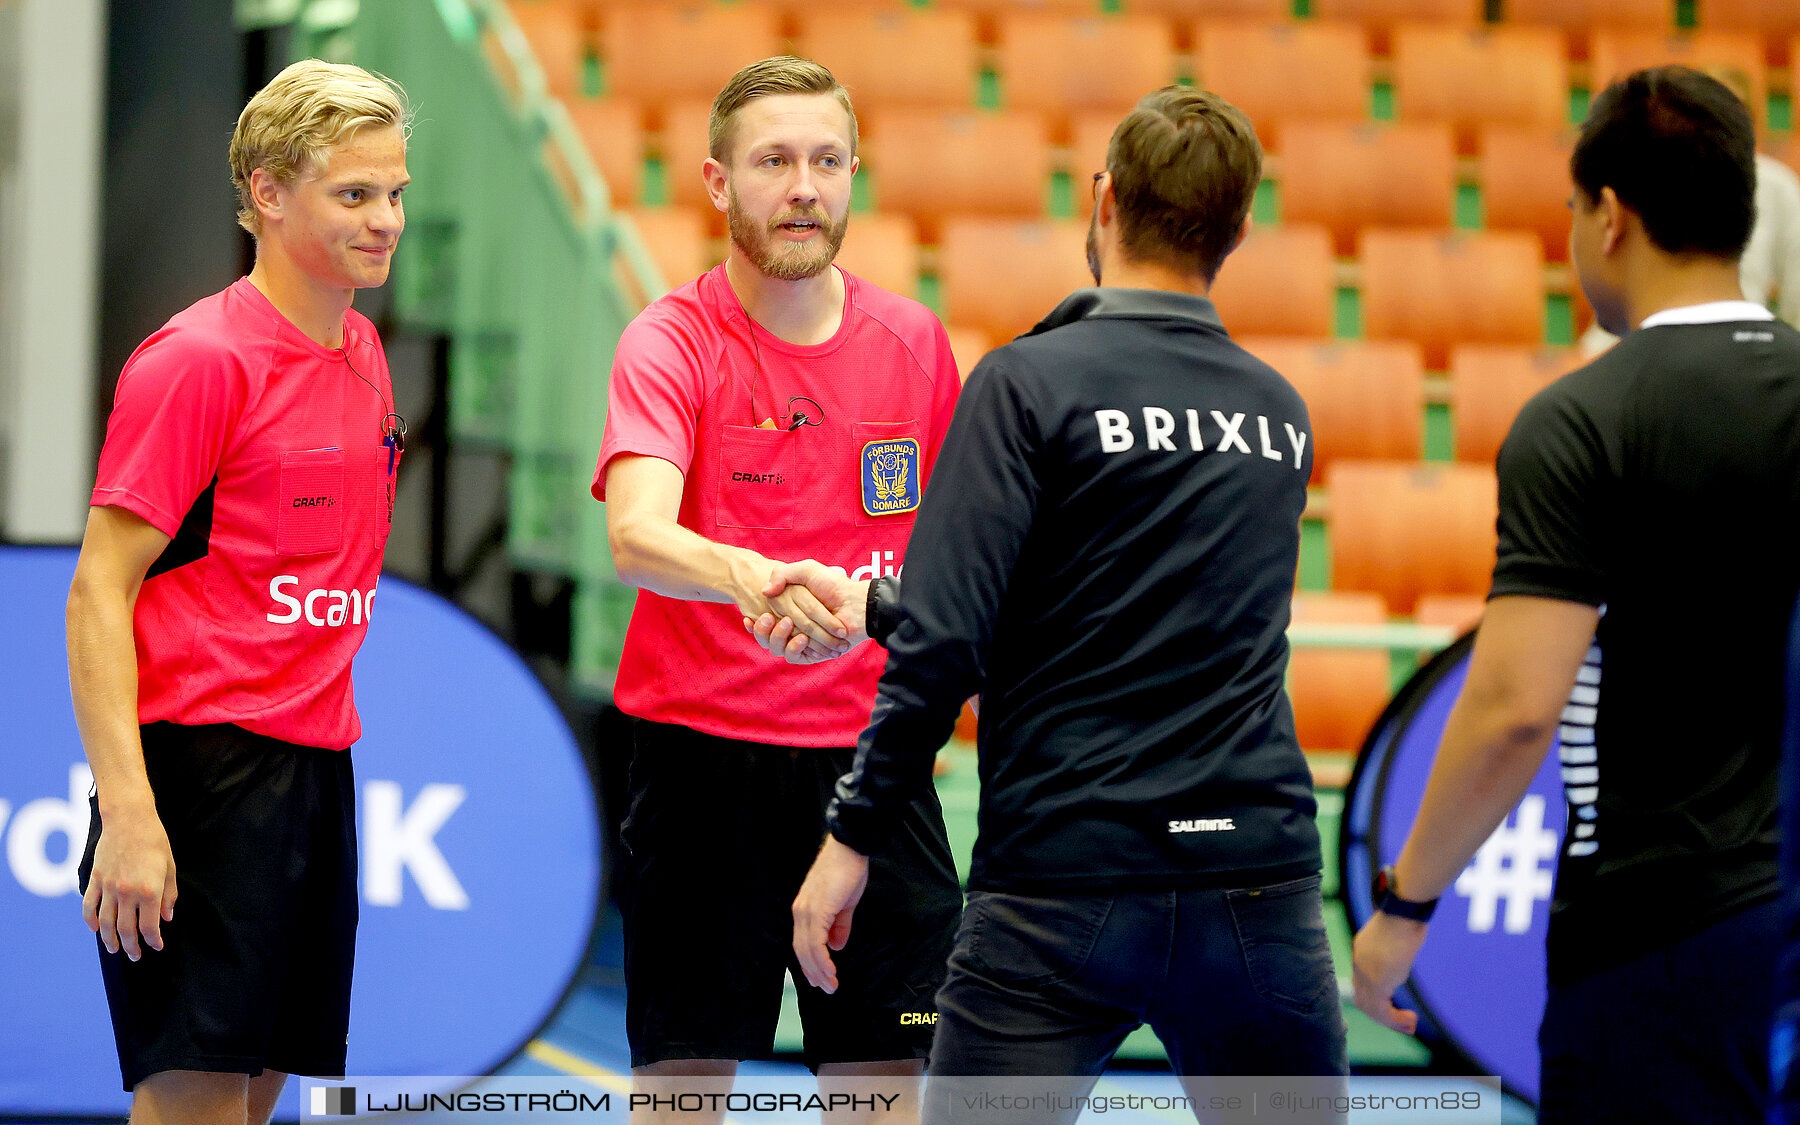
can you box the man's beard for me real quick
[1085,208,1102,285]
[728,189,849,281]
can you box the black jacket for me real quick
[829,288,1322,893]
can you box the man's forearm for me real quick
[1390,695,1556,901]
[66,578,157,819]
[610,508,777,609]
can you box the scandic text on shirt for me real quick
[266,575,378,628]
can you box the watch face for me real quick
[1373,866,1394,899]
[1373,866,1435,920]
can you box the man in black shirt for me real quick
[770,86,1346,1110]
[1352,67,1800,1125]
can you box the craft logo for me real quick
[861,439,921,516]
[311,1086,355,1116]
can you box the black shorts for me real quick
[77,721,358,1091]
[619,719,962,1070]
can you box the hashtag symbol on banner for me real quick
[1453,794,1558,934]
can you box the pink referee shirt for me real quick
[92,278,398,750]
[594,263,962,746]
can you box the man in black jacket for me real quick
[769,86,1347,1104]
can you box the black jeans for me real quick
[1539,896,1777,1125]
[924,875,1347,1125]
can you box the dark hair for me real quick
[1106,86,1263,282]
[1570,65,1755,257]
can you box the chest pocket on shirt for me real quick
[278,448,346,555]
[716,425,797,530]
[854,420,923,526]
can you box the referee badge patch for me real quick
[862,439,922,516]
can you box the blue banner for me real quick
[1341,633,1566,1106]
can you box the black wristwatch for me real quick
[1372,864,1439,923]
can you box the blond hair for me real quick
[230,59,412,236]
[1106,86,1263,282]
[708,56,857,164]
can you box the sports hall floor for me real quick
[493,741,1538,1124]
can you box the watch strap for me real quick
[1373,864,1439,922]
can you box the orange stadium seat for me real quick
[863,109,1052,239]
[1130,0,1292,15]
[1359,228,1544,368]
[1071,111,1121,181]
[832,212,921,299]
[1413,592,1486,634]
[1392,24,1570,151]
[1309,0,1481,21]
[945,326,995,382]
[1309,0,1480,52]
[1478,126,1576,261]
[1503,0,1672,57]
[1448,344,1580,465]
[623,207,717,291]
[1326,459,1499,615]
[940,218,1091,342]
[795,8,979,110]
[1288,591,1393,753]
[565,98,645,206]
[506,0,592,102]
[1505,0,1671,29]
[932,0,1099,13]
[1210,224,1338,339]
[601,4,785,103]
[1589,30,1768,127]
[657,99,719,213]
[996,13,1179,116]
[1280,122,1457,254]
[1236,337,1426,482]
[1194,21,1371,148]
[1702,1,1800,61]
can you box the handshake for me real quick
[739,559,874,665]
